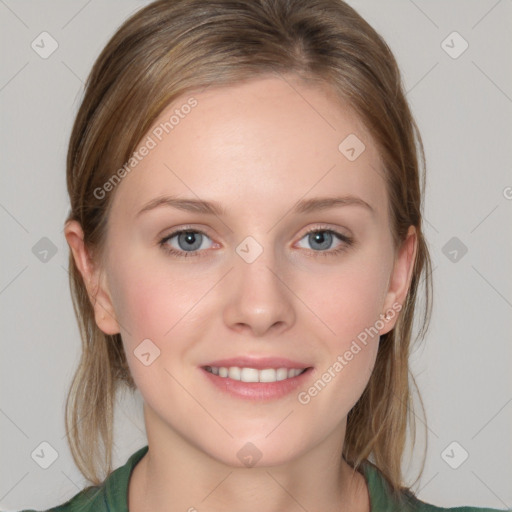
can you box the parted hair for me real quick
[64,0,433,496]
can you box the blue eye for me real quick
[159,229,213,257]
[296,229,353,256]
[305,231,334,250]
[159,227,353,259]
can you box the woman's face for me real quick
[85,75,415,467]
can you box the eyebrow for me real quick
[294,195,374,215]
[136,194,374,217]
[136,196,226,217]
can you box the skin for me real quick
[66,75,417,512]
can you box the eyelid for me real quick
[293,224,353,253]
[293,222,352,242]
[158,223,354,258]
[158,224,213,243]
[158,225,217,257]
[298,223,352,240]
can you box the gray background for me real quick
[1,0,511,510]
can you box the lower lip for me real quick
[200,367,313,401]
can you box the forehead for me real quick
[110,75,387,221]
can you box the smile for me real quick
[204,366,307,383]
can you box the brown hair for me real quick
[65,0,432,496]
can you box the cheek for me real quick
[107,255,216,349]
[296,246,392,397]
[107,259,193,393]
[296,264,386,417]
[304,257,391,342]
[109,268,167,341]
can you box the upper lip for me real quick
[202,357,311,370]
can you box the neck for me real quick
[128,405,369,512]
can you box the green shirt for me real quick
[20,445,506,511]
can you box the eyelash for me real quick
[158,227,211,259]
[158,226,354,259]
[300,227,354,257]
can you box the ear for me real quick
[64,220,120,335]
[379,225,417,335]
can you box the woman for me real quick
[21,0,506,510]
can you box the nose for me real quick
[222,245,296,337]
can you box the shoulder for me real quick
[399,492,507,512]
[361,460,507,512]
[18,486,106,512]
[18,445,149,512]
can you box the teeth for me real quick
[228,367,241,380]
[276,368,289,381]
[240,367,259,382]
[205,366,306,383]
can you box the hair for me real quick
[64,0,433,498]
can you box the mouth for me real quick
[203,365,308,383]
[200,357,313,401]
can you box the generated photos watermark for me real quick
[93,97,198,200]
[297,302,402,405]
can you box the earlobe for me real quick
[379,226,418,335]
[64,220,120,335]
